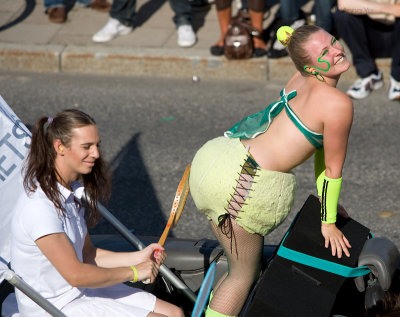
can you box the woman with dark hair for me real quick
[190,24,354,316]
[11,109,184,316]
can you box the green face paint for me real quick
[332,37,344,49]
[303,55,330,73]
[303,37,343,73]
[316,52,331,71]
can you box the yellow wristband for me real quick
[130,265,138,283]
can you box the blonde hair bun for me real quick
[276,26,294,46]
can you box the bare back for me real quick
[241,71,353,175]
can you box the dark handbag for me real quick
[224,10,260,60]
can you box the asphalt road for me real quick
[1,70,399,248]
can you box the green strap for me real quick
[224,89,324,149]
[276,231,371,278]
[224,90,290,139]
[284,96,323,149]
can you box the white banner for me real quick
[0,96,31,267]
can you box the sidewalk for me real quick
[0,0,391,81]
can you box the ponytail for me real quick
[24,116,61,210]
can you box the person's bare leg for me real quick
[248,10,266,49]
[213,7,231,47]
[150,298,184,317]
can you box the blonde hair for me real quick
[277,25,322,75]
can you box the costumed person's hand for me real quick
[135,260,161,283]
[141,243,165,263]
[337,203,349,218]
[321,223,351,258]
[153,248,166,265]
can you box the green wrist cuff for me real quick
[321,176,342,223]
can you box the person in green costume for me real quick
[189,24,354,317]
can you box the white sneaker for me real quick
[177,25,196,47]
[346,70,384,100]
[92,18,132,43]
[388,75,400,101]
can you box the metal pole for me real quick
[4,270,67,317]
[93,200,197,304]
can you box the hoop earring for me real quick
[314,71,325,82]
[303,66,325,82]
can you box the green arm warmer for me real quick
[321,176,342,223]
[314,148,325,197]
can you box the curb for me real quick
[0,42,392,82]
[62,45,268,80]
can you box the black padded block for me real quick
[244,195,370,317]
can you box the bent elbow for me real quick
[324,168,342,180]
[65,272,84,287]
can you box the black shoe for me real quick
[267,47,288,59]
[253,47,267,58]
[210,45,224,56]
[189,0,211,8]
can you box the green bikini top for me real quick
[224,89,324,149]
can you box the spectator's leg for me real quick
[169,0,192,27]
[314,0,333,33]
[44,0,64,10]
[279,0,300,22]
[247,0,266,51]
[391,19,400,81]
[213,0,232,46]
[78,0,111,12]
[389,18,400,100]
[169,0,196,47]
[110,0,137,27]
[92,0,134,42]
[333,10,377,77]
[334,10,386,99]
[267,0,306,58]
[77,0,92,6]
[44,0,67,23]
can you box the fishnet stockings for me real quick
[206,155,263,315]
[218,156,259,256]
[209,220,263,316]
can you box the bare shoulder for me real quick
[315,85,353,113]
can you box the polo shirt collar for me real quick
[58,181,85,201]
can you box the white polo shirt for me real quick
[11,181,87,316]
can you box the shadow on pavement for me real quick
[0,0,36,32]
[133,0,167,28]
[90,132,167,237]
